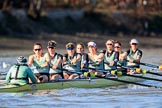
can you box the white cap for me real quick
[130,39,139,44]
[88,42,96,47]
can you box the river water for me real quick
[0,48,162,108]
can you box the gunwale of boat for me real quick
[0,75,145,93]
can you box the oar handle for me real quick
[87,67,124,76]
[62,68,83,75]
[85,67,118,73]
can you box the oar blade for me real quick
[159,65,162,70]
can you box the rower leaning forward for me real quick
[99,39,119,78]
[76,42,89,72]
[123,38,143,74]
[62,42,82,79]
[45,40,63,80]
[28,42,50,82]
[86,41,104,77]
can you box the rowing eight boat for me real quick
[0,75,145,92]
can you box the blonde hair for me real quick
[76,42,85,49]
[105,39,114,44]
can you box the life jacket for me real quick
[10,64,28,80]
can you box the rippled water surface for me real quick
[0,49,162,108]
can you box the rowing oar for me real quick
[62,68,83,75]
[118,65,162,77]
[138,62,162,69]
[116,65,162,81]
[126,60,162,70]
[89,66,162,82]
[146,70,162,76]
[125,74,162,82]
[0,72,7,75]
[96,75,162,88]
[106,69,162,82]
[81,66,162,88]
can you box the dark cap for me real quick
[47,40,57,48]
[66,42,75,50]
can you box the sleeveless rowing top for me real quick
[103,50,118,70]
[33,53,49,73]
[117,51,127,67]
[127,49,142,67]
[63,52,81,72]
[49,53,62,74]
[88,52,104,70]
[81,53,89,70]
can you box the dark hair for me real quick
[114,40,121,46]
[76,42,85,49]
[33,42,42,49]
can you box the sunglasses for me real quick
[114,46,120,48]
[34,48,41,51]
[48,47,55,49]
[67,47,74,50]
[107,44,113,46]
[131,43,137,45]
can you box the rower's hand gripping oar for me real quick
[83,66,124,78]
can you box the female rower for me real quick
[28,42,50,82]
[100,40,119,70]
[6,56,37,85]
[99,40,119,77]
[45,40,63,80]
[114,40,126,67]
[124,38,143,68]
[87,41,104,76]
[76,43,88,72]
[62,42,82,79]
